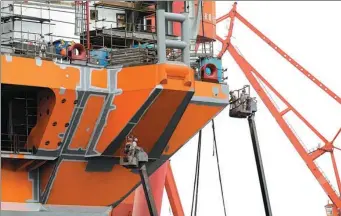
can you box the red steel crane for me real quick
[216,3,341,215]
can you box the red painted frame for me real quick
[216,2,341,212]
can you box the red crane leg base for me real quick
[132,161,169,216]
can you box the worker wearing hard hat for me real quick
[124,136,139,163]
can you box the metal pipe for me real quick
[13,2,74,10]
[181,12,190,65]
[1,11,73,25]
[50,19,75,25]
[165,40,187,49]
[12,4,75,14]
[156,9,166,63]
[164,12,186,22]
[44,34,79,40]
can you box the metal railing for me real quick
[1,2,186,67]
[1,133,33,154]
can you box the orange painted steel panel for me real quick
[198,1,216,41]
[2,162,33,202]
[1,54,229,210]
[93,64,158,153]
[173,1,216,41]
[69,95,105,150]
[29,89,76,150]
[194,81,228,99]
[46,161,140,206]
[27,89,56,149]
[95,63,194,154]
[158,64,194,91]
[116,63,193,91]
[164,103,223,156]
[1,56,80,90]
[91,69,108,89]
[111,192,135,216]
[117,65,159,91]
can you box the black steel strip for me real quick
[148,91,194,158]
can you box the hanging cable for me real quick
[190,147,198,216]
[191,130,202,216]
[194,130,202,216]
[213,138,215,156]
[212,119,228,216]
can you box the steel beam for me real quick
[248,115,273,216]
[139,164,158,216]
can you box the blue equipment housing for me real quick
[90,48,109,67]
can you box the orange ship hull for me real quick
[1,55,229,211]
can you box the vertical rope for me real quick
[212,119,228,216]
[191,130,202,216]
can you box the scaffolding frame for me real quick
[1,1,187,67]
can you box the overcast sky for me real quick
[161,1,341,216]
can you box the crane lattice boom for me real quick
[217,2,341,214]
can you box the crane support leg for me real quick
[139,164,158,216]
[248,115,273,216]
[165,162,185,216]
